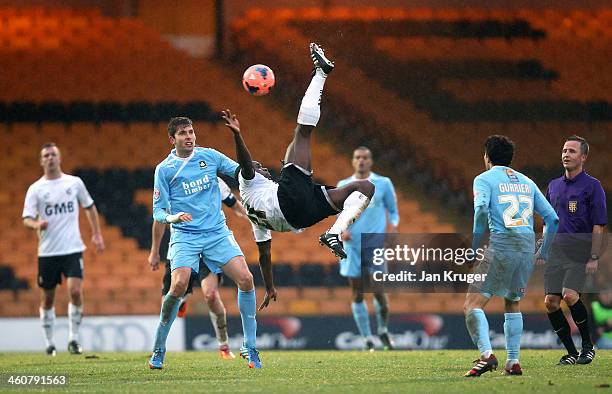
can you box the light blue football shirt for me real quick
[153,147,239,232]
[337,172,399,249]
[473,166,556,251]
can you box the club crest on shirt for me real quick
[199,160,207,169]
[153,188,161,201]
[66,188,72,195]
[568,200,578,213]
[505,169,519,183]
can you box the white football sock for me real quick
[68,303,83,342]
[506,359,519,368]
[209,309,229,346]
[40,307,56,348]
[328,191,370,234]
[297,70,327,126]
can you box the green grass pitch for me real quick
[0,350,610,393]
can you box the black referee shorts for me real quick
[544,244,590,295]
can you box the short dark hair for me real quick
[167,117,193,138]
[41,142,57,150]
[484,135,514,166]
[353,146,372,157]
[40,142,58,157]
[565,135,589,155]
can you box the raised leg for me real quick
[284,43,334,172]
[283,124,315,172]
[319,180,376,258]
[327,179,375,209]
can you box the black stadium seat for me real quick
[124,101,154,122]
[97,102,125,122]
[67,101,96,122]
[38,101,68,123]
[8,101,38,122]
[273,264,295,287]
[153,102,180,123]
[298,264,326,287]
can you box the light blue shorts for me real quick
[472,248,534,301]
[168,225,243,274]
[340,244,361,278]
[340,243,387,279]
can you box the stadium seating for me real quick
[0,7,459,317]
[0,8,206,103]
[230,6,612,211]
[8,6,609,317]
[227,6,612,317]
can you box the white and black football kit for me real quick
[239,163,339,242]
[22,174,94,289]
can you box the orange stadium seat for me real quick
[6,6,609,319]
[233,6,611,193]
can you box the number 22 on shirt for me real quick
[498,194,533,228]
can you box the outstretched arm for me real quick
[256,240,277,310]
[221,109,255,180]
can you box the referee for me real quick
[543,135,607,365]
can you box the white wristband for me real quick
[166,212,186,224]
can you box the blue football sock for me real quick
[153,294,181,351]
[351,301,372,338]
[465,308,492,357]
[238,289,257,348]
[373,298,388,335]
[504,312,523,362]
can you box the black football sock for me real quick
[547,308,578,356]
[568,299,593,349]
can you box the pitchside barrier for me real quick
[1,233,607,352]
[0,313,574,352]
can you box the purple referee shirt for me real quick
[545,170,607,234]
